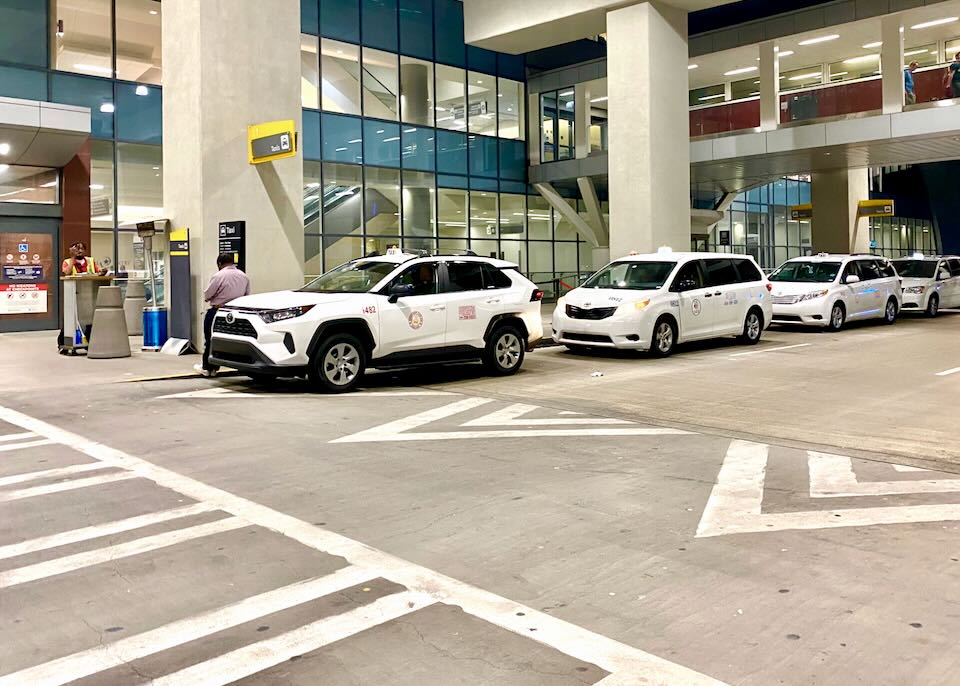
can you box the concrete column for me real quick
[881,14,904,114]
[400,62,430,125]
[606,1,690,259]
[163,0,304,349]
[574,82,591,158]
[759,41,780,131]
[811,169,870,254]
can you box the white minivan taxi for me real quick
[769,254,902,330]
[891,255,960,317]
[552,251,773,356]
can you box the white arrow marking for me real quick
[462,403,631,427]
[808,451,960,498]
[155,388,457,400]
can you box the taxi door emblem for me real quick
[408,311,424,330]
[692,299,702,316]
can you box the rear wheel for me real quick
[308,333,366,393]
[484,326,525,375]
[926,294,940,318]
[739,309,763,345]
[883,297,898,324]
[827,303,845,332]
[650,317,677,357]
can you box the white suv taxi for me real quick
[209,252,544,392]
[769,254,902,330]
[552,251,772,356]
[891,255,960,317]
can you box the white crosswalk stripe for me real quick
[0,438,54,453]
[0,462,110,488]
[0,431,36,443]
[0,471,137,502]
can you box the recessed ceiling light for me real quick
[724,66,758,76]
[0,143,9,156]
[688,64,698,70]
[152,166,160,170]
[776,50,794,58]
[99,103,115,113]
[911,17,958,30]
[798,34,840,46]
[844,54,880,64]
[904,48,932,57]
[0,165,8,173]
[135,85,149,96]
[149,9,158,15]
[789,71,823,81]
[74,63,112,75]
[699,93,726,101]
[89,184,105,190]
[863,41,883,49]
[590,96,607,103]
[558,90,574,96]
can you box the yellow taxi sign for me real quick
[789,203,813,220]
[858,199,895,218]
[248,119,297,164]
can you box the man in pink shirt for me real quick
[194,253,251,377]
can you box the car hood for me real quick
[563,287,658,307]
[900,277,931,289]
[223,290,355,310]
[768,281,835,296]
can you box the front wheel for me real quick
[739,309,763,345]
[650,317,677,357]
[484,326,525,375]
[926,294,939,318]
[308,334,366,393]
[827,303,845,332]
[883,298,898,325]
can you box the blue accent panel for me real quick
[498,138,526,181]
[467,46,496,75]
[437,174,468,189]
[0,0,47,68]
[468,134,498,178]
[500,180,526,194]
[321,0,360,42]
[434,0,465,67]
[436,129,468,175]
[301,0,319,34]
[363,119,401,167]
[50,74,114,139]
[0,65,46,101]
[401,126,435,171]
[399,0,433,60]
[469,176,498,191]
[116,84,162,144]
[497,53,525,81]
[321,113,364,163]
[303,109,322,160]
[362,0,398,51]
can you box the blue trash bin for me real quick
[143,307,168,351]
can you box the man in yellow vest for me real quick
[61,241,108,277]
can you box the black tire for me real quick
[883,297,898,325]
[650,316,677,357]
[484,325,525,375]
[739,308,763,345]
[308,333,366,393]
[926,294,939,318]
[827,302,845,332]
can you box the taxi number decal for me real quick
[458,305,477,320]
[362,305,377,315]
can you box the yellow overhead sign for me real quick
[790,204,813,220]
[858,199,895,218]
[247,119,297,164]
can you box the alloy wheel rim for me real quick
[747,314,760,339]
[886,302,896,320]
[323,343,360,386]
[931,298,938,315]
[832,307,843,327]
[496,333,521,369]
[657,323,673,352]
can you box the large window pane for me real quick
[499,194,525,240]
[498,78,524,140]
[320,39,361,115]
[781,65,823,91]
[469,191,497,240]
[499,139,525,181]
[116,0,162,84]
[499,240,524,270]
[116,83,162,144]
[689,84,725,106]
[468,135,497,178]
[434,0,465,67]
[829,54,879,83]
[362,48,399,120]
[304,160,321,233]
[324,235,363,269]
[401,126,435,171]
[302,0,319,35]
[402,171,435,238]
[365,166,401,236]
[437,130,468,175]
[436,64,467,131]
[557,94,575,160]
[400,57,434,126]
[116,143,163,229]
[0,0,47,67]
[301,34,320,109]
[438,187,467,238]
[0,65,46,102]
[363,120,401,167]
[541,92,556,162]
[399,0,433,61]
[362,0,397,52]
[322,162,363,236]
[321,113,363,163]
[90,141,114,231]
[52,0,113,77]
[472,239,497,258]
[528,241,553,295]
[50,73,114,139]
[527,195,551,239]
[321,0,359,43]
[904,44,938,68]
[467,72,497,135]
[0,166,58,205]
[303,109,321,160]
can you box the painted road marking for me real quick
[698,440,960,537]
[0,502,217,562]
[0,403,725,685]
[0,461,110,488]
[0,471,137,503]
[0,566,378,686]
[0,438,54,453]
[935,366,960,377]
[333,397,690,443]
[0,431,35,443]
[0,517,246,589]
[155,387,458,400]
[729,343,811,358]
[152,592,433,686]
[808,452,960,498]
[893,464,930,473]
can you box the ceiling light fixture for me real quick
[863,41,883,49]
[699,93,726,101]
[89,184,105,190]
[99,103,115,113]
[910,17,958,30]
[149,9,158,15]
[74,63,112,75]
[903,48,931,57]
[844,54,880,64]
[558,90,574,96]
[798,34,840,46]
[777,50,795,58]
[789,71,823,81]
[724,66,758,76]
[688,64,698,70]
[135,85,149,96]
[0,143,9,156]
[0,165,8,173]
[590,96,608,103]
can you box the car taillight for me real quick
[531,289,544,302]
[766,283,773,292]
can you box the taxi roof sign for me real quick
[248,120,298,165]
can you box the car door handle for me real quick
[713,291,722,296]
[704,293,713,298]
[485,298,501,304]
[429,305,446,312]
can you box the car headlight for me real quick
[616,299,651,316]
[799,289,829,301]
[904,285,926,294]
[259,305,315,323]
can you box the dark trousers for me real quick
[202,306,219,371]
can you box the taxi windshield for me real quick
[581,261,676,290]
[769,261,840,283]
[891,260,936,278]
[299,260,399,293]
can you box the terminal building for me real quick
[1,0,959,336]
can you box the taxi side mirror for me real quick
[939,269,951,280]
[844,274,861,284]
[672,278,698,293]
[387,283,415,304]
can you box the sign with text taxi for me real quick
[790,204,813,220]
[857,199,895,218]
[248,120,297,165]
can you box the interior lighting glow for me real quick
[99,103,115,113]
[843,54,880,64]
[776,50,795,58]
[904,48,932,57]
[0,165,9,173]
[0,143,9,156]
[789,71,823,81]
[863,41,883,49]
[89,184,105,190]
[74,63,112,75]
[910,17,958,30]
[558,90,574,96]
[688,64,699,70]
[698,93,726,101]
[724,66,758,76]
[135,85,149,96]
[798,34,840,46]
[590,96,608,103]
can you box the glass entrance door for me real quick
[0,220,60,333]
